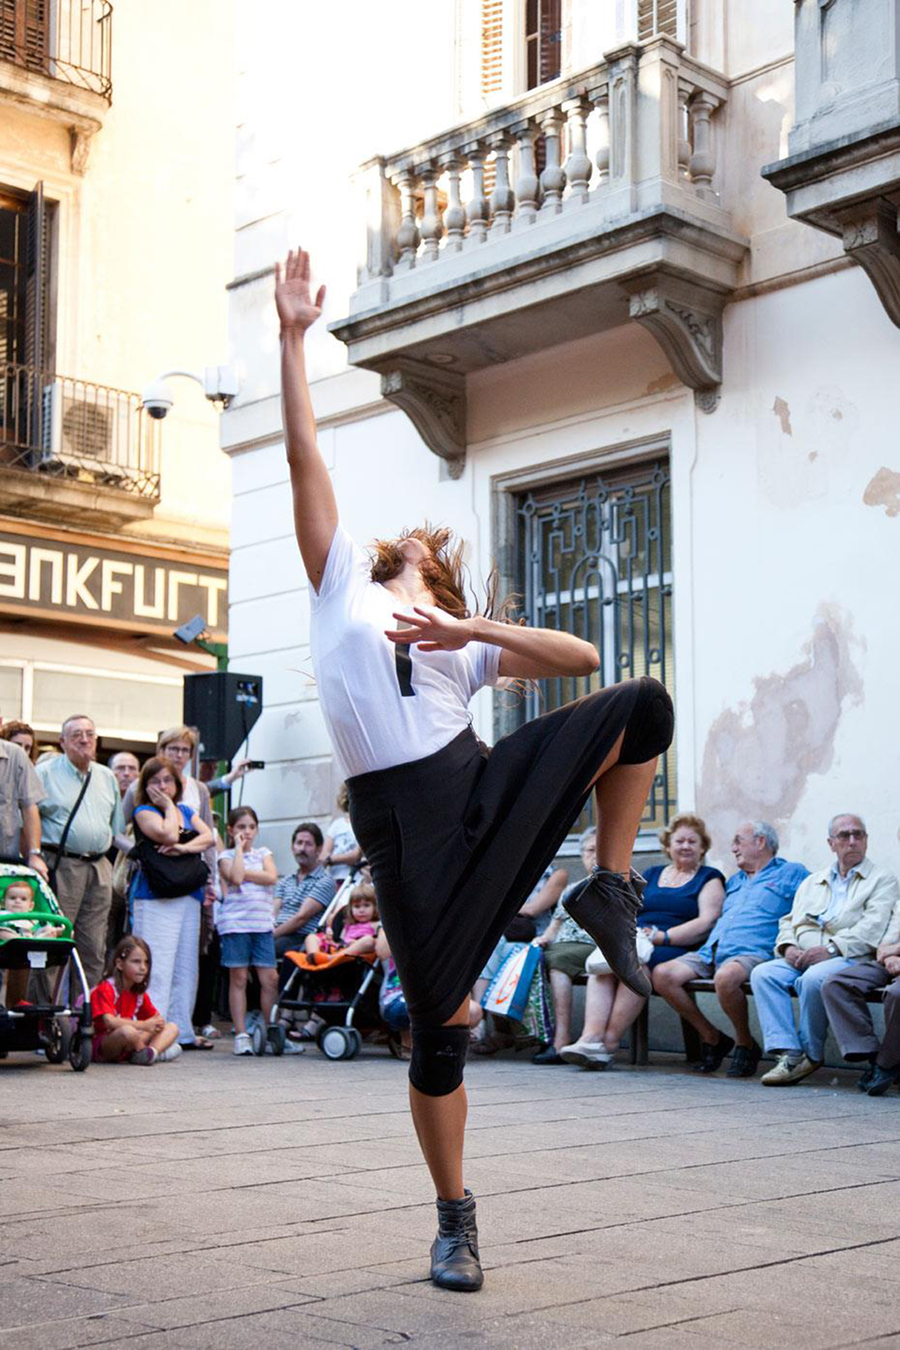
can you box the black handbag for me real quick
[503,913,537,943]
[132,815,209,899]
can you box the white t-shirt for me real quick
[310,526,502,778]
[324,814,357,882]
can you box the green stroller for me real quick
[0,863,93,1070]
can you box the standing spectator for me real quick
[273,822,335,967]
[0,717,46,878]
[320,783,362,885]
[109,751,140,799]
[653,822,808,1076]
[217,807,279,1056]
[753,814,898,1086]
[130,756,214,1051]
[0,720,39,763]
[34,715,123,994]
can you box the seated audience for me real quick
[654,821,808,1076]
[822,888,900,1096]
[753,814,898,1086]
[531,830,598,1064]
[555,814,724,1068]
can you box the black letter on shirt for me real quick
[394,643,415,697]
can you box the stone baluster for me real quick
[393,169,420,270]
[688,92,719,201]
[562,95,593,205]
[677,80,694,183]
[512,121,539,226]
[592,82,610,187]
[465,143,490,245]
[605,45,639,214]
[489,134,515,234]
[539,109,566,214]
[441,153,466,252]
[419,163,444,260]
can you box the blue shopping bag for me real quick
[482,942,542,1023]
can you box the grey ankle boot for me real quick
[563,866,651,997]
[430,1190,484,1292]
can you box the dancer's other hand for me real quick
[385,605,472,652]
[275,247,326,334]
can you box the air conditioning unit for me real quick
[40,382,127,486]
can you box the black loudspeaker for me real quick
[182,672,263,762]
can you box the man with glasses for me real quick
[752,814,899,1086]
[34,714,124,994]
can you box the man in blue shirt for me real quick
[654,821,808,1077]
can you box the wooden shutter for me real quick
[25,181,49,452]
[481,0,504,99]
[0,0,49,74]
[638,0,680,40]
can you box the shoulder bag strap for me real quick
[48,769,92,891]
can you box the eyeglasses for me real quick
[834,829,866,841]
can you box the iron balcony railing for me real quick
[1,362,160,500]
[0,0,112,102]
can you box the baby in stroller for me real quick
[0,880,66,941]
[304,883,379,964]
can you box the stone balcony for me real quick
[763,0,900,331]
[330,35,747,476]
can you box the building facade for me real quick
[0,0,234,760]
[224,0,899,877]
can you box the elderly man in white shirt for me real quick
[751,814,899,1086]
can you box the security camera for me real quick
[141,379,174,420]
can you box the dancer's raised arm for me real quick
[276,248,336,591]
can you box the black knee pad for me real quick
[619,677,674,764]
[409,1025,469,1097]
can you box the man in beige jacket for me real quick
[750,814,898,1086]
[821,888,900,1097]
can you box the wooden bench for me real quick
[626,978,888,1066]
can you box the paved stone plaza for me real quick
[2,1044,899,1348]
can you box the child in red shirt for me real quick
[91,936,179,1065]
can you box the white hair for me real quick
[750,821,779,854]
[579,828,595,848]
[828,813,866,838]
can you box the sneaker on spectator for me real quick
[195,1024,221,1040]
[265,1038,305,1055]
[233,1032,254,1056]
[130,1047,157,1066]
[158,1043,183,1062]
[761,1052,821,1086]
[559,1037,611,1068]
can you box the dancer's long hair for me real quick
[369,524,510,622]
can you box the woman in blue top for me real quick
[131,756,214,1053]
[561,813,724,1067]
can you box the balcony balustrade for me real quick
[331,35,747,475]
[0,362,161,527]
[0,1,113,172]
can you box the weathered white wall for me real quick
[225,0,900,880]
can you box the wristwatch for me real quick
[826,940,839,956]
[28,849,44,859]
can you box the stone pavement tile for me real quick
[0,1273,131,1327]
[0,1312,161,1349]
[32,1252,288,1300]
[284,1262,425,1297]
[673,1306,900,1348]
[207,1226,425,1278]
[402,1253,650,1312]
[113,1281,323,1331]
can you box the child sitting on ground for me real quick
[90,936,179,1065]
[304,883,379,964]
[0,879,65,940]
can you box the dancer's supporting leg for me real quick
[412,732,660,1293]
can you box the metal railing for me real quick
[0,0,112,102]
[0,363,160,500]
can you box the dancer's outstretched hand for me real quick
[385,605,472,652]
[275,247,326,333]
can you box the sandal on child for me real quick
[184,1036,216,1050]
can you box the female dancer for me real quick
[276,248,674,1292]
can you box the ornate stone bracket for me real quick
[839,198,900,328]
[627,273,725,413]
[380,359,466,477]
